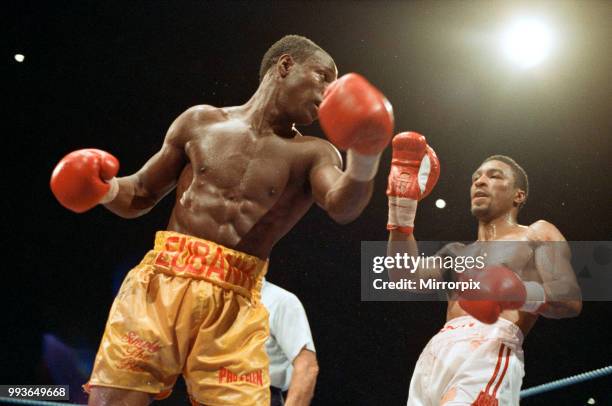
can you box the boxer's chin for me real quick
[471,205,489,219]
[295,111,315,126]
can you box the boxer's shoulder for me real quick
[167,105,229,145]
[167,105,224,134]
[526,220,565,242]
[181,104,227,125]
[438,241,468,257]
[290,133,335,148]
[290,135,342,169]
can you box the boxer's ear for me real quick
[277,54,294,78]
[513,188,526,207]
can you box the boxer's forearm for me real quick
[538,299,582,319]
[103,175,159,218]
[538,280,582,319]
[388,230,418,254]
[387,231,418,282]
[386,232,442,289]
[284,354,319,406]
[323,174,373,224]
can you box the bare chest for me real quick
[179,121,318,213]
[185,125,299,200]
[459,239,538,278]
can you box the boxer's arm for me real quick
[309,141,374,224]
[528,220,582,318]
[103,107,203,218]
[312,73,393,224]
[284,348,318,406]
[384,132,442,288]
[386,231,448,292]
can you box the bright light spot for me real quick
[501,17,554,69]
[435,199,446,209]
[14,53,25,63]
[587,398,596,405]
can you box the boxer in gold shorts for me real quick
[51,35,395,405]
[84,232,270,405]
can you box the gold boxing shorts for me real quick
[84,231,270,405]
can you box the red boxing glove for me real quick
[387,132,440,234]
[458,266,546,324]
[319,73,394,155]
[50,149,120,213]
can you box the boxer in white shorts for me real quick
[409,317,524,405]
[385,137,582,405]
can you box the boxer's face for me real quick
[278,50,337,125]
[470,160,520,220]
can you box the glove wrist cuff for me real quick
[345,149,381,182]
[387,197,417,232]
[520,281,546,313]
[100,177,119,204]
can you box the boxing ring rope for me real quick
[0,365,609,405]
[520,365,612,399]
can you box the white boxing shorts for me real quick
[408,316,524,406]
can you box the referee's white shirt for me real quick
[261,279,316,391]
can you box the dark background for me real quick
[6,1,611,405]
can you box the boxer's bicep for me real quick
[104,119,188,217]
[533,240,573,285]
[130,134,186,202]
[310,164,343,209]
[530,221,582,315]
[530,221,575,284]
[309,141,343,209]
[127,107,206,202]
[308,138,374,223]
[106,107,218,218]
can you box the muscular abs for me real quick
[167,116,317,259]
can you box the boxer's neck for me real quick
[241,74,294,138]
[477,212,519,241]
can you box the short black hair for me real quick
[259,35,326,82]
[482,155,529,209]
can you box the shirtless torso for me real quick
[51,37,395,406]
[388,158,581,337]
[165,105,339,259]
[445,224,544,336]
